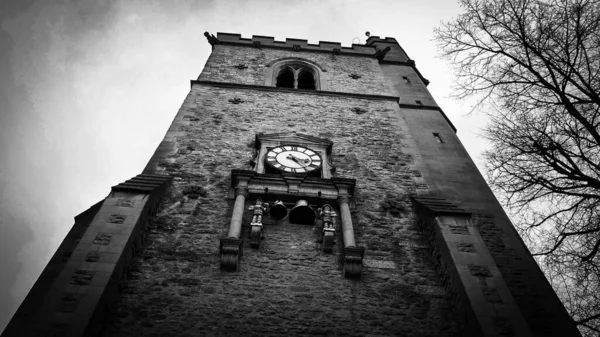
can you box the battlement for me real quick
[216,32,376,55]
[365,36,399,44]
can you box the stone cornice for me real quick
[230,170,356,205]
[111,174,172,194]
[192,80,400,101]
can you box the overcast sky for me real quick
[0,0,489,331]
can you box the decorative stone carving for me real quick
[348,73,361,79]
[292,44,301,51]
[450,224,469,235]
[248,199,268,249]
[58,294,79,313]
[252,41,261,48]
[70,270,95,285]
[85,252,101,262]
[93,232,112,245]
[183,114,200,122]
[183,185,207,199]
[234,64,248,70]
[373,46,391,60]
[116,198,134,207]
[109,215,126,224]
[469,265,492,277]
[483,289,503,303]
[332,48,341,55]
[343,247,365,278]
[220,237,242,270]
[228,97,244,104]
[351,107,367,114]
[318,204,337,253]
[204,31,219,46]
[456,242,475,252]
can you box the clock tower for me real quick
[3,32,581,337]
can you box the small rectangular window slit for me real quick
[403,76,410,84]
[415,100,423,106]
[433,133,443,143]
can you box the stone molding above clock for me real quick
[228,169,355,206]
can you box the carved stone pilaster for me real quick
[220,237,243,271]
[343,247,365,278]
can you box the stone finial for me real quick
[204,32,220,46]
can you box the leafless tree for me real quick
[435,0,600,334]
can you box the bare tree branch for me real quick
[435,0,600,335]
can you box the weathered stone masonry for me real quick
[2,32,581,337]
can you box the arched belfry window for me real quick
[269,60,321,90]
[276,68,295,88]
[297,69,315,89]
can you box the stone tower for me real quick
[3,32,581,336]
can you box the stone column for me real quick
[227,187,249,238]
[338,196,355,247]
[338,195,364,279]
[220,186,248,270]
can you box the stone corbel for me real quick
[343,246,365,278]
[219,237,243,270]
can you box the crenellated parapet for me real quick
[216,32,376,56]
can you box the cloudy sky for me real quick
[0,0,488,331]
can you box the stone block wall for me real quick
[198,45,391,95]
[101,84,463,336]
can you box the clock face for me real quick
[266,145,322,173]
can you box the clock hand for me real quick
[286,154,309,167]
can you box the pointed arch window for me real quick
[271,60,321,90]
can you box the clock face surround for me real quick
[266,145,322,173]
